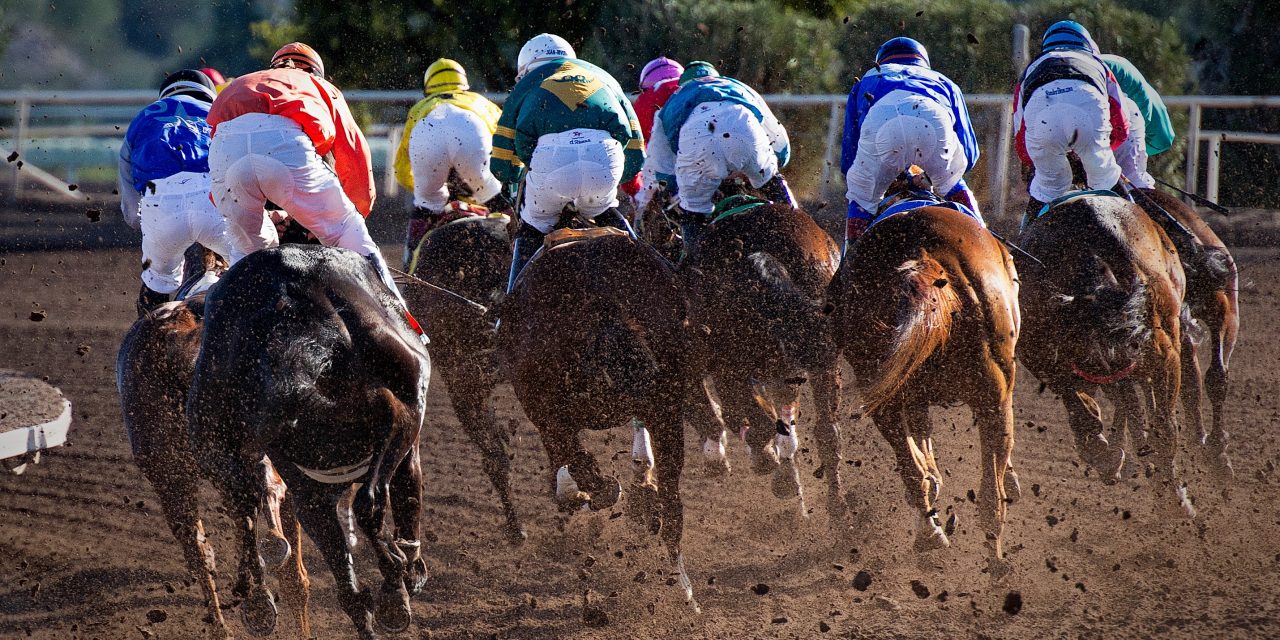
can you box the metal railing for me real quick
[2,90,1278,211]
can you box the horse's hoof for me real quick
[1175,484,1197,519]
[1078,437,1126,484]
[259,533,292,570]
[504,521,529,546]
[374,585,412,634]
[987,556,1013,581]
[702,436,731,476]
[403,557,430,596]
[750,447,780,476]
[1003,469,1022,504]
[240,585,278,637]
[913,515,951,552]
[771,465,801,499]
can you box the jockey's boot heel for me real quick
[1022,197,1045,232]
[760,174,797,208]
[594,207,637,239]
[506,223,546,294]
[136,284,171,317]
[404,207,439,269]
[678,209,708,259]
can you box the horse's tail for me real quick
[735,251,836,370]
[1056,260,1151,374]
[861,250,959,415]
[585,315,661,405]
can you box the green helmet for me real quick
[679,60,719,84]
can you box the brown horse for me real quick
[497,229,704,610]
[405,215,526,543]
[1018,193,1195,516]
[116,245,313,639]
[828,189,1021,573]
[681,200,847,522]
[187,245,431,639]
[1133,188,1238,477]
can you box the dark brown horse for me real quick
[187,245,431,639]
[828,190,1021,573]
[1133,188,1238,477]
[497,229,703,610]
[404,215,526,543]
[116,245,313,639]
[1018,193,1195,517]
[681,200,847,522]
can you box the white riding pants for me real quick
[521,128,624,234]
[1023,79,1122,202]
[845,90,966,213]
[208,113,378,264]
[676,102,778,214]
[1114,94,1154,189]
[139,172,232,294]
[408,103,502,211]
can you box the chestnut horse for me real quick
[828,192,1021,573]
[1133,188,1238,477]
[497,229,704,610]
[116,245,312,639]
[405,215,526,543]
[681,199,847,522]
[187,245,431,639]
[1017,193,1195,516]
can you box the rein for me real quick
[1071,360,1138,385]
[389,266,489,314]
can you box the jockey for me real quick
[199,67,231,93]
[1014,21,1130,223]
[842,37,981,249]
[1101,54,1174,189]
[118,69,231,315]
[394,58,506,266]
[207,42,408,308]
[632,57,684,211]
[493,33,645,292]
[643,61,793,253]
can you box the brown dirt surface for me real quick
[2,231,1280,638]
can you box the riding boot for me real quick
[759,174,797,208]
[593,207,637,238]
[404,207,438,269]
[482,192,515,215]
[136,284,170,317]
[678,208,708,258]
[1022,197,1045,232]
[364,251,409,310]
[506,223,546,294]
[1110,181,1133,201]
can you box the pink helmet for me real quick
[639,57,684,92]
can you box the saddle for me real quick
[543,226,630,252]
[868,166,979,230]
[1033,189,1124,220]
[710,194,769,225]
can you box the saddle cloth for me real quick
[1036,189,1124,219]
[544,225,630,252]
[710,194,769,225]
[868,199,979,231]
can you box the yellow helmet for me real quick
[424,58,468,95]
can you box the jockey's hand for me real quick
[620,173,643,197]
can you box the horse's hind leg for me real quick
[390,444,429,595]
[1059,386,1127,483]
[442,366,525,543]
[1178,328,1206,455]
[973,384,1016,579]
[716,375,780,476]
[1203,297,1237,479]
[144,463,230,639]
[811,366,847,523]
[872,399,948,551]
[1146,336,1196,518]
[274,491,313,639]
[538,422,619,511]
[685,378,729,475]
[290,484,375,640]
[649,401,698,612]
[765,381,806,509]
[259,458,292,570]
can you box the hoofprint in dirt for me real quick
[1,246,1279,639]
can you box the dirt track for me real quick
[3,227,1280,638]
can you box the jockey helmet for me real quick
[517,33,574,80]
[679,60,719,84]
[639,57,684,92]
[270,42,325,78]
[876,37,930,68]
[159,69,217,103]
[424,58,468,95]
[1041,20,1099,54]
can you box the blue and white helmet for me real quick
[1041,20,1099,54]
[876,37,930,68]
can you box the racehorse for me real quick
[1132,188,1238,477]
[405,214,526,543]
[1017,193,1195,517]
[497,228,704,610]
[827,174,1021,573]
[116,245,313,639]
[186,245,431,639]
[680,198,848,522]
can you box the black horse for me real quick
[187,245,431,639]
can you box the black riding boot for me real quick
[404,207,438,269]
[759,174,797,208]
[482,192,514,215]
[593,207,637,238]
[506,223,546,294]
[136,284,170,317]
[1022,197,1045,232]
[679,208,708,258]
[1110,181,1133,201]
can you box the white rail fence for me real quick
[2,90,1278,214]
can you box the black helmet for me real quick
[159,69,217,103]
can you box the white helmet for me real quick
[516,33,574,80]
